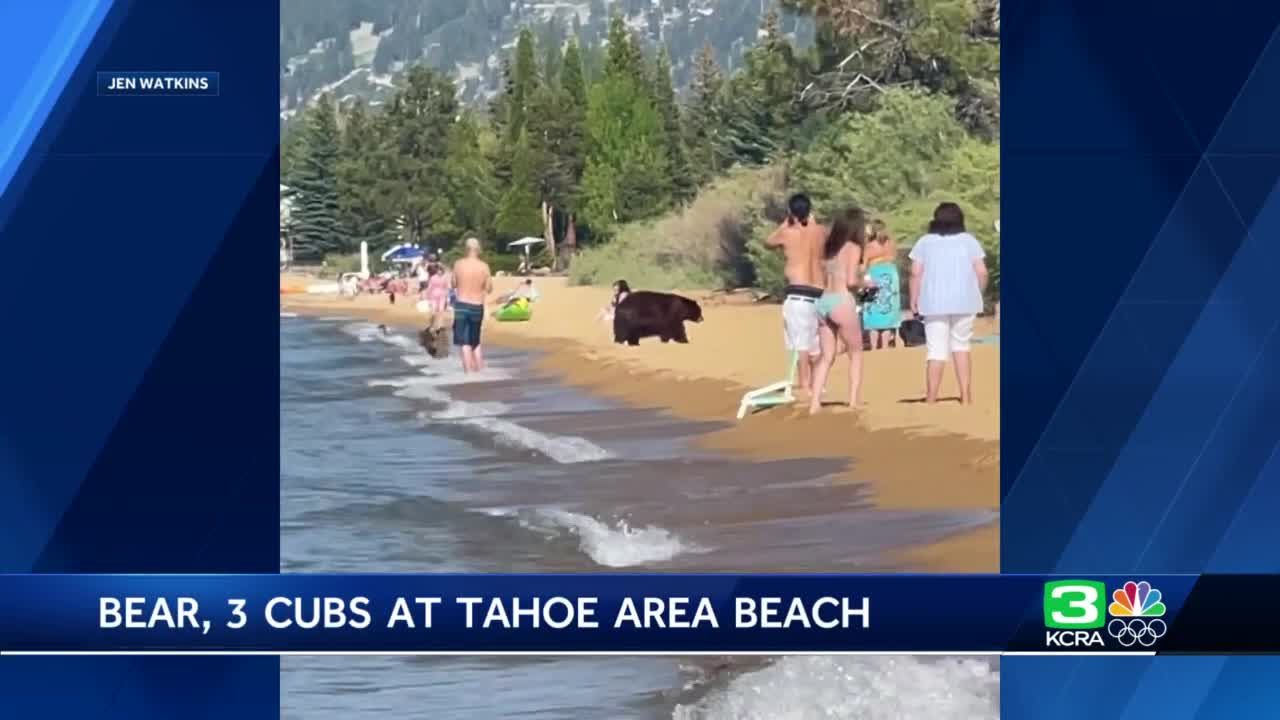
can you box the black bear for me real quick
[417,325,451,359]
[613,291,704,346]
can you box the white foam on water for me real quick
[280,312,298,318]
[379,333,418,350]
[367,377,416,389]
[417,365,514,387]
[341,322,381,342]
[339,322,417,350]
[673,655,998,720]
[392,383,452,403]
[455,415,612,464]
[535,509,692,567]
[432,401,513,420]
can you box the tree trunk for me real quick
[543,201,558,272]
[563,214,577,270]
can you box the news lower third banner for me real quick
[0,575,1275,655]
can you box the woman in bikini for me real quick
[809,207,868,415]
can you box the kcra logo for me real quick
[1042,580,1168,649]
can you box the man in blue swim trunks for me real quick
[450,237,492,373]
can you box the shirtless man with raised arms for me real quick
[766,193,827,396]
[451,237,492,374]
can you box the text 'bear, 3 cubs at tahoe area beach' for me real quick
[98,595,872,631]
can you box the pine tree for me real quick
[490,56,515,136]
[685,42,724,185]
[561,39,588,109]
[716,9,802,167]
[652,49,694,203]
[744,9,803,143]
[783,0,999,134]
[495,133,546,239]
[444,112,499,242]
[544,38,561,87]
[490,57,516,185]
[337,100,394,249]
[542,17,563,86]
[379,67,461,246]
[508,28,540,142]
[580,74,670,233]
[604,14,644,84]
[291,95,343,259]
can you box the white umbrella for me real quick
[507,237,545,272]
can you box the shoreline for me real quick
[282,278,999,572]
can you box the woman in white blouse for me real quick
[908,203,989,405]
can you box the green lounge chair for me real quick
[736,351,798,419]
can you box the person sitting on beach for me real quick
[861,219,901,350]
[908,202,989,405]
[808,207,868,415]
[596,280,631,323]
[451,237,492,374]
[497,279,540,308]
[766,194,827,397]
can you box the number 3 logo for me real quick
[1044,580,1106,629]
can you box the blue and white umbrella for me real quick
[381,244,424,264]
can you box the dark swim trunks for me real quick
[452,301,484,348]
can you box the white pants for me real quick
[783,296,821,356]
[925,314,975,361]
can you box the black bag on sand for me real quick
[899,316,926,347]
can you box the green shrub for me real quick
[567,88,1000,303]
[569,165,787,291]
[792,88,1000,303]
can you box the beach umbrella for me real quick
[381,244,425,264]
[507,237,545,271]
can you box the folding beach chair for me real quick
[736,351,799,420]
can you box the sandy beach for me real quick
[282,274,999,572]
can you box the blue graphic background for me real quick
[1003,0,1280,716]
[0,1,278,717]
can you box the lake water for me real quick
[280,315,999,719]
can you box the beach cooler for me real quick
[736,351,798,419]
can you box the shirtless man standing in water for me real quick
[451,237,492,373]
[766,194,827,396]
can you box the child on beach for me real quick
[425,263,451,328]
[596,280,631,324]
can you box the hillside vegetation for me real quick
[283,1,999,302]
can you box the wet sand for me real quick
[282,275,999,572]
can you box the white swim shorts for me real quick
[783,294,821,356]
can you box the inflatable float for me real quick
[493,298,533,322]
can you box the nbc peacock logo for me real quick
[1106,581,1167,648]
